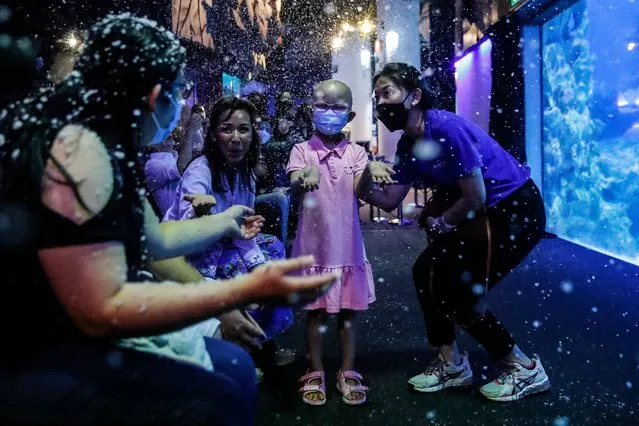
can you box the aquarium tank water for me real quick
[542,0,639,266]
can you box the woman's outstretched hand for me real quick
[221,205,265,240]
[367,161,396,185]
[246,256,339,306]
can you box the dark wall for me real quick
[427,0,456,112]
[1,2,38,105]
[182,39,222,105]
[488,16,526,163]
[16,1,230,102]
[17,0,172,94]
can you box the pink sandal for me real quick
[299,370,327,406]
[336,370,369,405]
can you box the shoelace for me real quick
[424,357,446,377]
[496,366,520,384]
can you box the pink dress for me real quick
[287,134,375,313]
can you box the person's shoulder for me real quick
[292,139,311,152]
[347,140,367,155]
[146,152,176,167]
[48,124,113,184]
[428,110,474,138]
[42,124,114,224]
[428,110,459,130]
[181,155,212,183]
[184,154,210,171]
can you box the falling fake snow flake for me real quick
[560,280,574,294]
[323,3,337,15]
[472,283,485,295]
[553,416,569,426]
[303,196,318,209]
[287,293,301,304]
[413,139,442,161]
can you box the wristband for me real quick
[438,215,455,232]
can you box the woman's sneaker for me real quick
[479,354,551,402]
[408,352,473,392]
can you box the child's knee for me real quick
[337,310,356,327]
[306,309,328,322]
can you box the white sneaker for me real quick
[480,354,551,402]
[408,352,473,392]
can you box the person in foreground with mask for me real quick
[359,62,550,402]
[0,14,338,425]
[288,80,375,406]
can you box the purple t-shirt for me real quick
[393,109,531,207]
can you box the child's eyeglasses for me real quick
[312,103,351,115]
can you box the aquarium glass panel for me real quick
[542,0,639,266]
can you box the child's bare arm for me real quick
[290,170,304,194]
[354,173,363,195]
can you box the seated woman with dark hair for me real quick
[164,96,296,371]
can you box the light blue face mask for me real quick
[313,110,349,136]
[150,95,184,145]
[258,129,271,145]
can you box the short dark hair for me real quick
[192,104,206,115]
[373,62,435,110]
[246,91,268,118]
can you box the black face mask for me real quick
[376,93,411,132]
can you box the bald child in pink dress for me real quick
[288,80,375,407]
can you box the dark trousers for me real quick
[0,337,256,426]
[255,191,290,243]
[413,179,546,360]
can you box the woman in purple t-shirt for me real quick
[358,63,550,402]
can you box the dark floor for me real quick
[257,223,639,426]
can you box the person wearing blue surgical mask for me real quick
[142,73,188,146]
[257,122,272,145]
[287,80,375,406]
[0,14,339,426]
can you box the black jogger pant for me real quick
[413,179,546,360]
